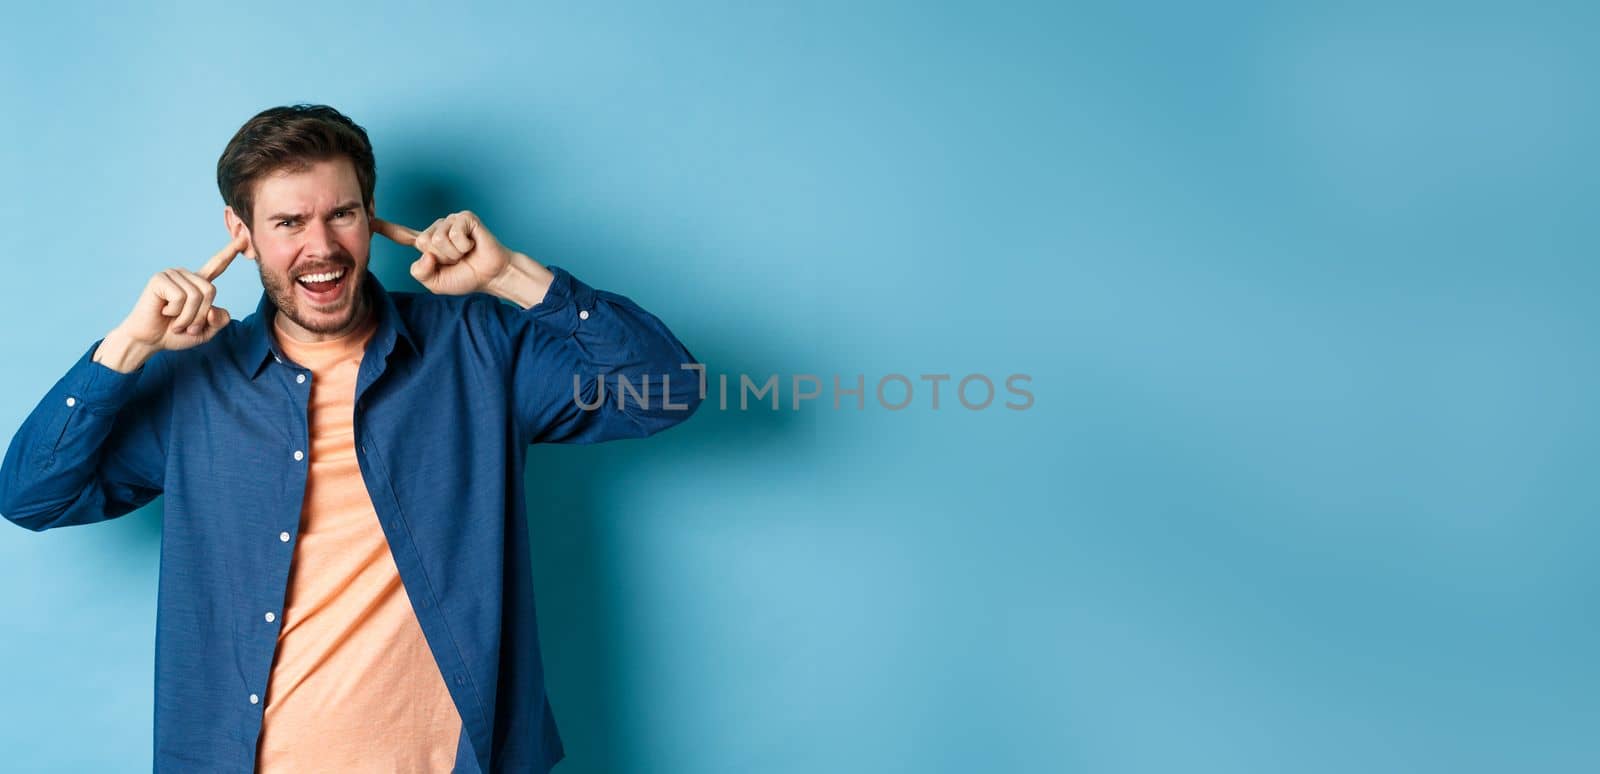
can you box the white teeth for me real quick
[296,269,346,284]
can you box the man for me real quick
[0,104,704,772]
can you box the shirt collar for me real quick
[233,269,419,379]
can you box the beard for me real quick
[259,259,367,335]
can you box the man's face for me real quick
[229,157,371,340]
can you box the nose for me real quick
[302,217,338,259]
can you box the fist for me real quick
[115,235,244,352]
[372,211,514,296]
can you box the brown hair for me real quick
[216,104,377,229]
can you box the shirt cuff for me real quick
[68,338,155,414]
[523,265,598,337]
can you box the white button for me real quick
[578,309,589,320]
[264,612,276,623]
[279,531,291,543]
[249,694,259,704]
[296,374,306,384]
[65,397,76,407]
[293,450,304,461]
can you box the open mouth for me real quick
[295,267,349,305]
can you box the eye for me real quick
[333,209,349,219]
[276,219,296,228]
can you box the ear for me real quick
[223,206,258,260]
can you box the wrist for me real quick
[486,252,555,309]
[93,327,160,374]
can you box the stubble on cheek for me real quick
[258,263,299,319]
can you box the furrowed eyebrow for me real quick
[265,201,364,222]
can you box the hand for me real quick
[113,235,245,353]
[372,211,515,297]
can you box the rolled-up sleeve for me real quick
[479,264,705,444]
[0,340,173,531]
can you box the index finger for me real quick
[197,234,247,281]
[372,216,421,247]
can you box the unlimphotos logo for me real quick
[572,364,1034,411]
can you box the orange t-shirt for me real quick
[255,310,463,772]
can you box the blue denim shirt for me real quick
[0,266,704,772]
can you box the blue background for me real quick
[1,1,1594,772]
